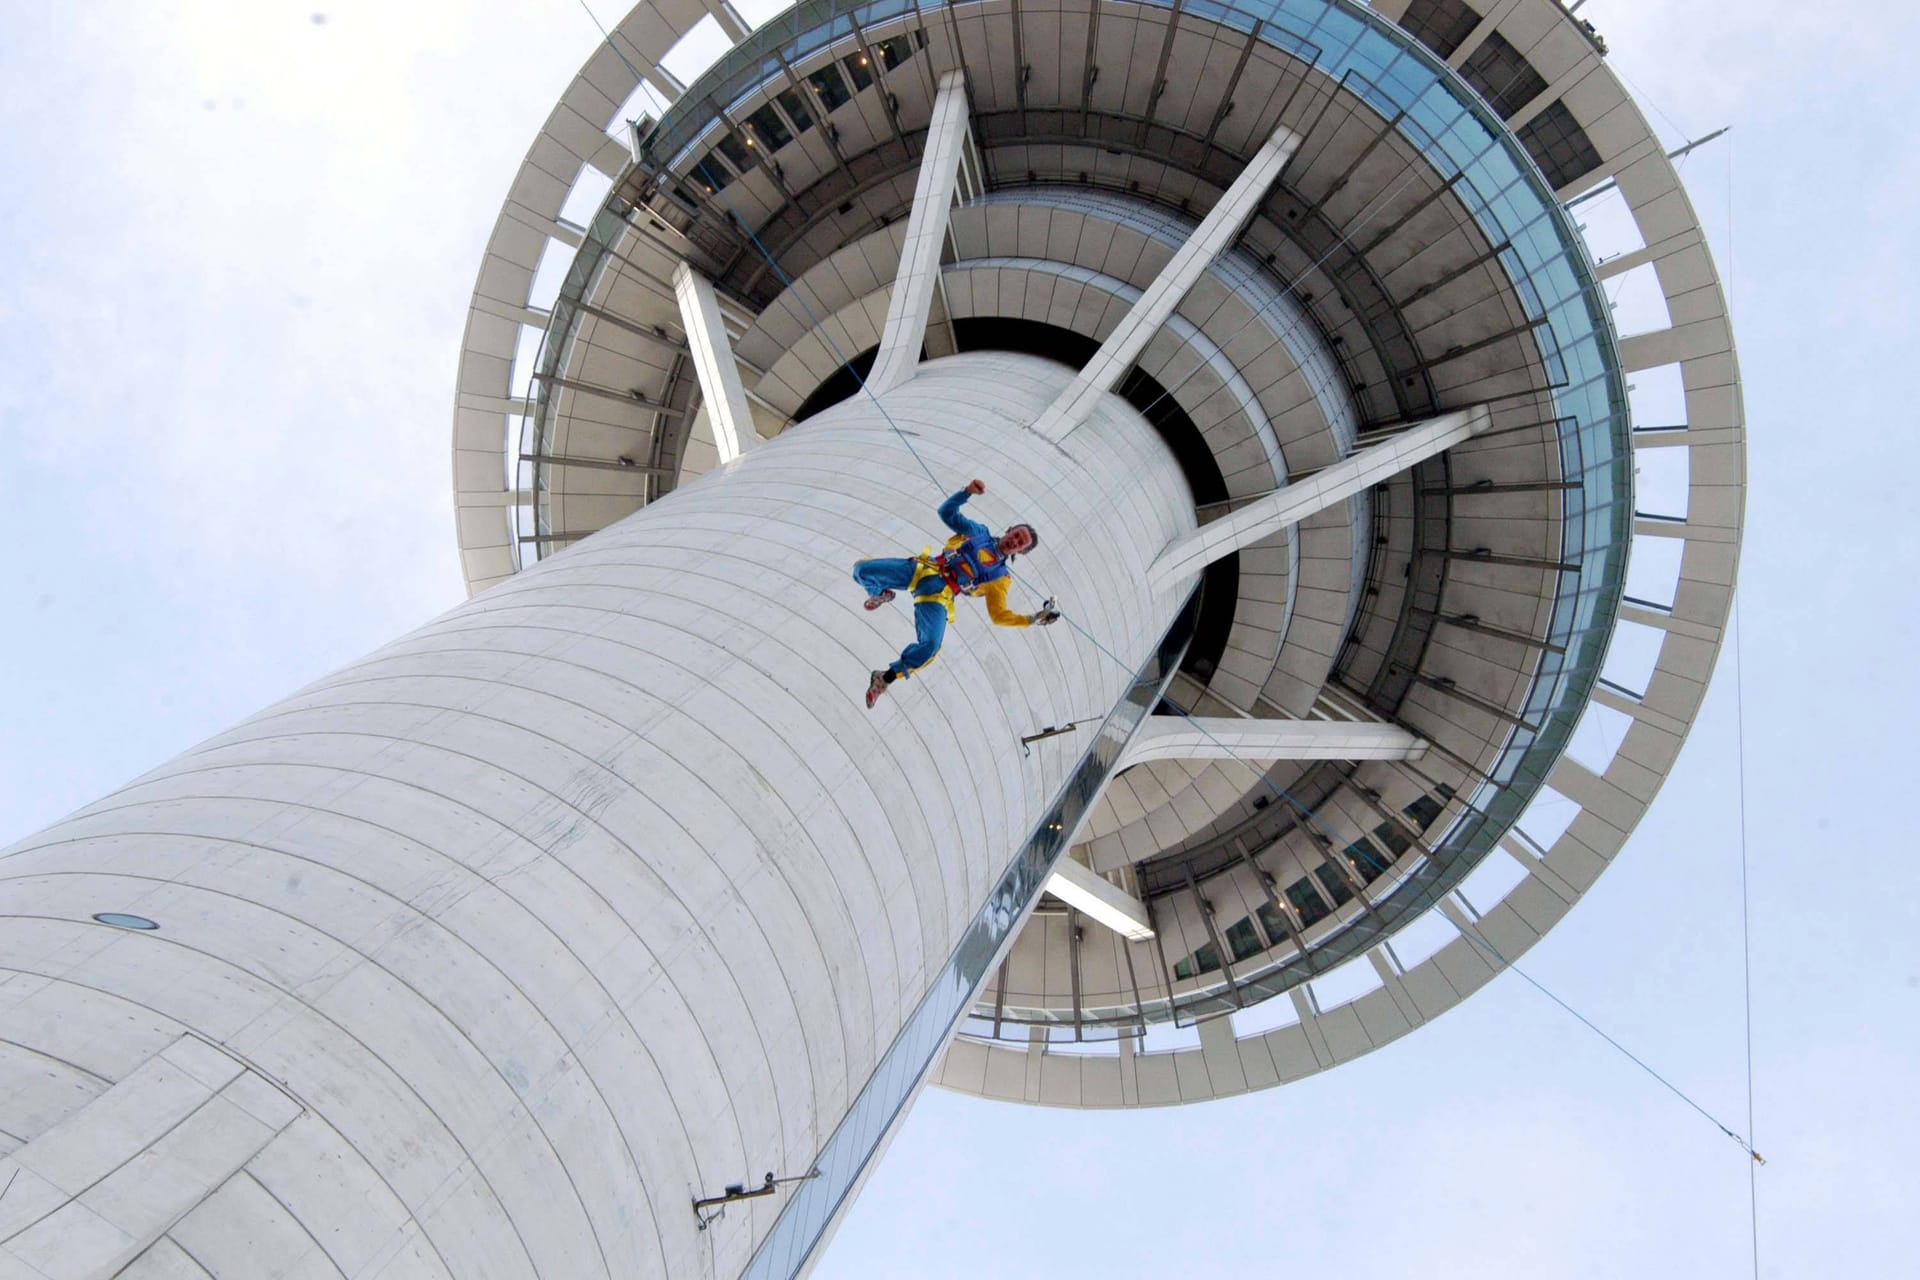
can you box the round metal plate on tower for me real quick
[92,912,160,930]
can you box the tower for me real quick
[0,2,1741,1278]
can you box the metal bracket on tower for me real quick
[693,1169,821,1230]
[1020,719,1091,756]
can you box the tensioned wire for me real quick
[573,0,1761,1166]
[1727,130,1763,1280]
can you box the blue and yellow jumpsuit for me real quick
[853,490,1035,680]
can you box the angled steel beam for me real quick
[867,71,974,395]
[1031,124,1301,441]
[672,261,757,463]
[521,452,672,476]
[530,371,680,416]
[1152,404,1492,586]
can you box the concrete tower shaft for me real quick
[0,0,1748,1274]
[0,358,1191,1278]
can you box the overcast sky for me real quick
[2,2,1915,1276]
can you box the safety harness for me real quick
[908,534,1010,622]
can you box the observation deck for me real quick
[450,0,1744,1107]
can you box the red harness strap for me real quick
[939,545,1002,596]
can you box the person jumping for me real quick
[854,479,1061,708]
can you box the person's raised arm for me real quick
[936,478,990,539]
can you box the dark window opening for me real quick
[1285,878,1331,928]
[1348,836,1396,881]
[1404,793,1444,830]
[1174,942,1222,982]
[874,34,917,71]
[842,51,874,91]
[809,64,852,110]
[1368,822,1411,859]
[775,87,815,133]
[691,155,732,193]
[1517,100,1604,190]
[1398,0,1481,59]
[715,131,752,170]
[745,103,794,151]
[1226,915,1264,962]
[1461,31,1549,118]
[1256,901,1293,947]
[1314,864,1356,907]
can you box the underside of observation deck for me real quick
[449,0,1744,1109]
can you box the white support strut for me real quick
[1030,124,1302,442]
[1117,717,1429,770]
[1043,858,1155,941]
[1151,405,1494,587]
[673,261,757,464]
[868,71,975,396]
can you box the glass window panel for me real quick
[745,102,794,149]
[716,130,751,169]
[1313,864,1355,907]
[1256,901,1294,947]
[775,86,815,132]
[690,155,732,192]
[874,33,915,70]
[1404,793,1444,830]
[1285,878,1331,928]
[808,62,852,109]
[1226,916,1264,962]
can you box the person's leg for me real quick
[867,585,949,708]
[888,599,949,679]
[853,556,916,598]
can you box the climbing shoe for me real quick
[864,670,890,709]
[863,590,895,611]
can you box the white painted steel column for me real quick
[1118,717,1428,767]
[0,353,1192,1280]
[1152,405,1493,585]
[1031,126,1301,441]
[867,72,974,395]
[675,261,758,463]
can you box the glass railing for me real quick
[741,588,1200,1278]
[598,0,1630,1026]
